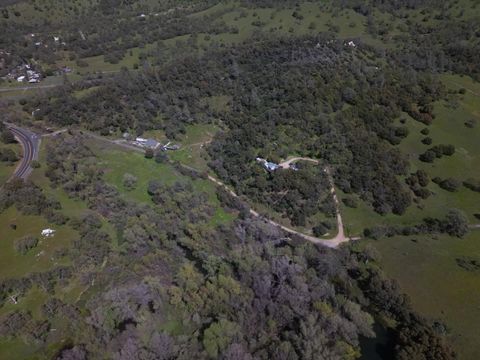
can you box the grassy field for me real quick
[351,74,480,359]
[341,74,480,236]
[91,135,235,226]
[0,207,75,280]
[168,123,220,171]
[365,230,480,359]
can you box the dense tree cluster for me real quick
[0,0,227,76]
[365,208,470,239]
[22,34,447,219]
[0,133,455,358]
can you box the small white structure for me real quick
[53,36,60,42]
[139,13,146,18]
[41,229,56,237]
[136,137,147,143]
[347,40,356,48]
[16,75,26,82]
[256,157,280,171]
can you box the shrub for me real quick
[14,235,39,254]
[438,178,461,192]
[313,223,328,237]
[31,160,41,168]
[463,178,480,192]
[342,197,358,208]
[144,148,154,159]
[421,137,432,145]
[122,173,138,190]
[419,150,435,163]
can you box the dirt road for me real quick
[65,132,360,248]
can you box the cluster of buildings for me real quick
[129,135,180,151]
[256,157,299,172]
[5,64,42,83]
[256,157,280,171]
[256,158,299,172]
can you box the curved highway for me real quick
[6,124,40,180]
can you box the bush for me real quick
[313,223,328,237]
[395,126,409,138]
[463,178,480,192]
[342,197,358,208]
[122,173,138,190]
[0,148,18,163]
[144,148,154,159]
[443,209,469,237]
[416,170,430,187]
[1,130,16,144]
[421,137,432,145]
[154,151,168,164]
[438,178,461,192]
[414,187,430,199]
[419,150,435,163]
[465,119,476,128]
[14,235,39,254]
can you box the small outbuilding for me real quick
[41,229,56,237]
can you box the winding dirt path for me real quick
[74,132,360,248]
[278,157,320,168]
[209,158,360,248]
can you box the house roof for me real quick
[145,139,159,148]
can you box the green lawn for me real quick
[341,74,480,236]
[91,137,235,226]
[0,207,75,280]
[354,74,480,360]
[365,230,480,360]
[169,123,220,171]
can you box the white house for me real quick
[41,229,56,237]
[256,157,280,171]
[16,75,26,82]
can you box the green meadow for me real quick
[91,135,235,226]
[349,74,480,359]
[365,230,480,360]
[0,207,75,280]
[341,74,480,236]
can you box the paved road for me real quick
[6,124,41,180]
